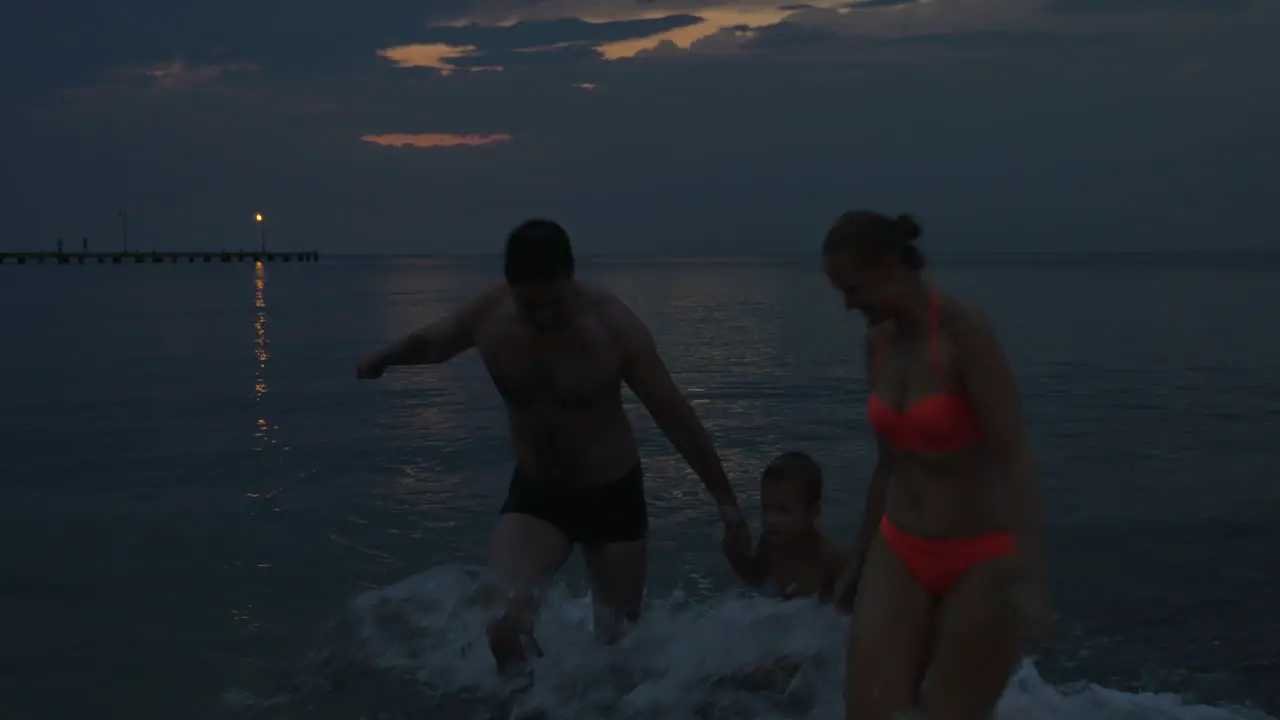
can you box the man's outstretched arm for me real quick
[611,300,742,517]
[358,285,501,377]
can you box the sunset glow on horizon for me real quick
[360,133,514,149]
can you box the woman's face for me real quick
[823,250,902,325]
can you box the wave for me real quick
[223,565,1274,720]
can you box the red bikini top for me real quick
[866,290,982,455]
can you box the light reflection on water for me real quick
[252,261,282,452]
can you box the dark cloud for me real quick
[413,15,703,52]
[0,0,437,95]
[737,19,860,54]
[742,22,1109,57]
[0,0,702,96]
[841,0,921,9]
[380,15,706,72]
[1046,0,1254,14]
[885,27,1132,50]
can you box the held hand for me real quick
[721,520,752,561]
[356,354,386,380]
[831,565,860,610]
[718,503,746,527]
[718,504,752,558]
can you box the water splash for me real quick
[225,565,1275,720]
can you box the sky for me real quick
[1,0,1277,254]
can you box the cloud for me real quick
[360,132,514,148]
[843,0,922,8]
[1045,0,1253,14]
[375,0,958,70]
[0,0,441,95]
[592,0,1041,60]
[377,44,504,74]
[598,0,1043,61]
[126,60,258,92]
[423,15,706,49]
[1,0,1259,102]
[378,14,706,72]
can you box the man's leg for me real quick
[486,513,574,675]
[582,539,647,644]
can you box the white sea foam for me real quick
[225,564,1274,720]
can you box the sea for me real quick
[1,253,1277,720]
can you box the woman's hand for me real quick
[1011,568,1054,647]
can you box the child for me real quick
[723,451,857,612]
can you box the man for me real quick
[356,218,750,676]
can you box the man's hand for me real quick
[356,354,386,380]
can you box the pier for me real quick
[0,250,320,265]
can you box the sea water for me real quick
[1,254,1276,719]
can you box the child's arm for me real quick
[723,532,769,588]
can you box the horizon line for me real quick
[321,248,1280,259]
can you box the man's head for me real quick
[504,218,576,333]
[760,451,823,545]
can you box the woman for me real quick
[822,211,1051,720]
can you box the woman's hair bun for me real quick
[894,214,922,243]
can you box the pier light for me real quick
[255,213,267,253]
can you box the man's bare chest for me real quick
[476,331,622,411]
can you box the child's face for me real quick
[760,479,819,544]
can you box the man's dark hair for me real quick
[504,218,574,284]
[762,450,824,506]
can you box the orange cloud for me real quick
[593,0,1044,59]
[377,43,502,74]
[399,0,1042,67]
[360,133,514,148]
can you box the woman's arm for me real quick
[846,447,890,592]
[843,334,894,595]
[822,542,858,613]
[950,304,1045,579]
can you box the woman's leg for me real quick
[919,556,1023,720]
[845,534,937,720]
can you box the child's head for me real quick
[760,451,823,544]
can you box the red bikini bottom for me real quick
[878,515,1015,597]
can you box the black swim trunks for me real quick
[498,464,648,545]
